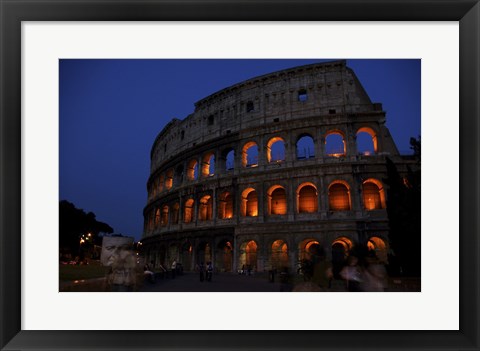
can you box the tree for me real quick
[410,136,421,158]
[59,200,114,259]
[384,137,421,277]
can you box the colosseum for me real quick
[141,60,415,276]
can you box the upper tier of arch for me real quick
[150,60,384,174]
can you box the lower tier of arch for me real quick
[140,224,390,275]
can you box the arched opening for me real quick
[174,164,184,186]
[328,181,351,211]
[217,240,233,272]
[296,134,315,159]
[154,208,160,227]
[224,148,235,171]
[241,188,258,217]
[239,240,257,270]
[197,242,212,265]
[267,185,287,215]
[331,237,353,278]
[181,241,193,271]
[242,141,258,168]
[201,152,215,177]
[357,127,378,155]
[367,236,388,263]
[172,203,179,224]
[152,179,158,198]
[183,198,194,223]
[297,183,318,213]
[298,239,321,262]
[271,239,289,270]
[362,179,386,210]
[165,169,174,189]
[161,205,169,226]
[158,173,165,192]
[218,191,234,219]
[186,159,199,181]
[198,195,213,221]
[298,89,308,102]
[168,244,178,265]
[158,245,166,267]
[325,131,346,157]
[267,137,285,163]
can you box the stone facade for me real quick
[141,60,416,274]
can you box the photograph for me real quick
[59,59,421,293]
[1,0,479,349]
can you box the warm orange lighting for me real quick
[329,182,351,211]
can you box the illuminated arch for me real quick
[183,198,194,223]
[328,180,351,211]
[271,239,289,269]
[357,126,378,155]
[154,208,160,227]
[165,168,174,189]
[267,185,287,215]
[172,203,180,224]
[161,205,169,226]
[298,239,321,261]
[239,240,258,269]
[217,240,233,272]
[242,141,258,168]
[218,191,234,219]
[367,236,388,263]
[325,130,346,157]
[362,178,386,210]
[198,195,213,221]
[331,236,354,277]
[186,159,199,181]
[201,152,215,177]
[297,182,318,213]
[266,136,285,163]
[241,188,258,217]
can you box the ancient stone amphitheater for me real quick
[141,60,414,274]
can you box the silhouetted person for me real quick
[340,255,363,292]
[206,261,213,282]
[198,262,205,282]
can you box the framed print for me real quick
[1,0,479,350]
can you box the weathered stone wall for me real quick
[142,60,416,273]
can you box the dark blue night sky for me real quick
[59,59,420,241]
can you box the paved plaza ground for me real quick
[138,271,420,292]
[140,271,301,292]
[60,269,420,292]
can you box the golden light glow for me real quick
[329,181,351,211]
[298,184,318,213]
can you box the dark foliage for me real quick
[59,200,114,258]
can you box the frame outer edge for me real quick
[0,0,22,350]
[1,0,479,350]
[460,2,480,350]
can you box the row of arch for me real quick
[145,179,386,231]
[144,235,389,273]
[148,127,379,199]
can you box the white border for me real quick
[22,22,459,330]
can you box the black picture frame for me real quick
[1,1,479,350]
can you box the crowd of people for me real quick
[294,246,388,292]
